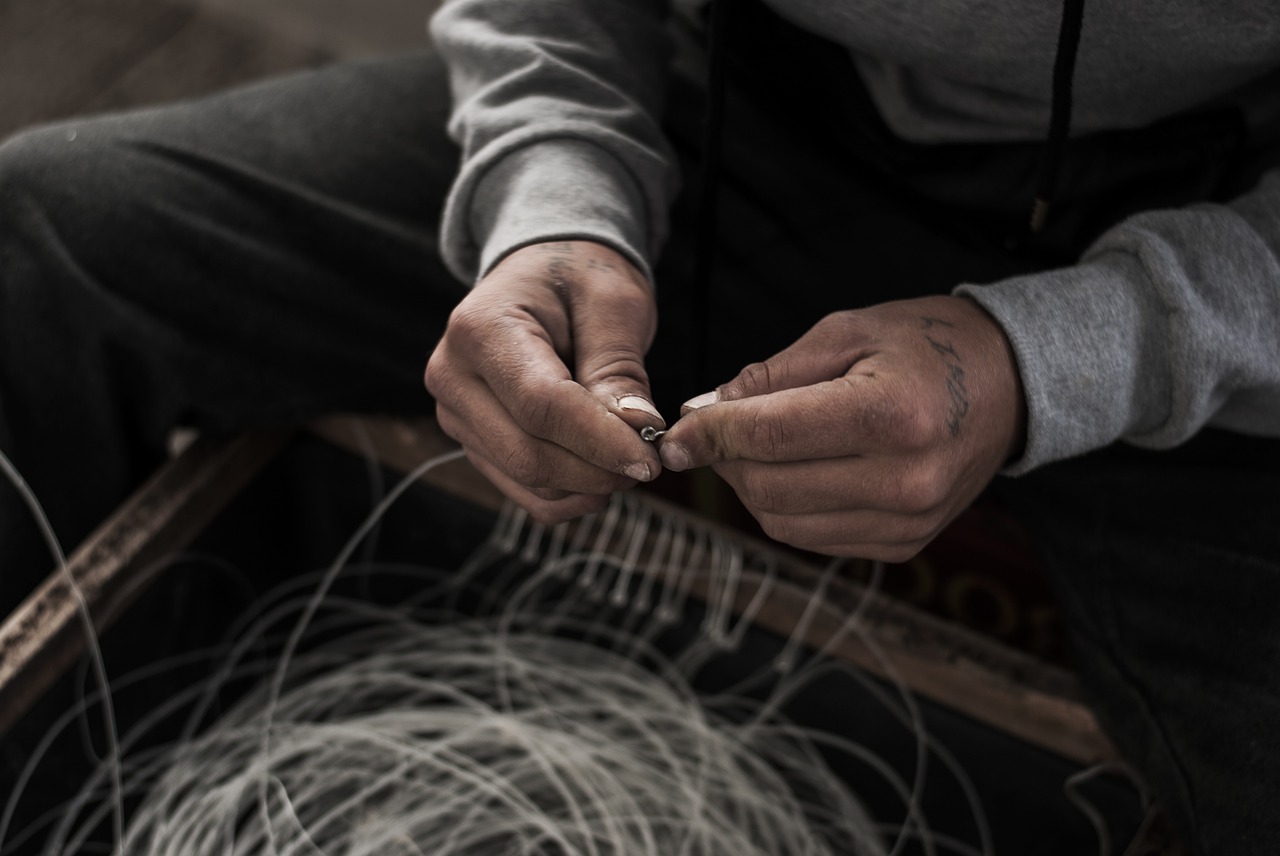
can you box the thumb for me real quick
[573,289,664,433]
[584,356,664,433]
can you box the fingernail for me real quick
[623,462,652,482]
[618,395,663,421]
[659,442,691,472]
[682,390,719,411]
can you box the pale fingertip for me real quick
[680,390,719,414]
[617,395,664,422]
[659,442,692,472]
[622,462,653,482]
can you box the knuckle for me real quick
[825,309,858,327]
[741,360,772,387]
[818,311,853,335]
[504,446,553,488]
[867,393,940,453]
[882,396,928,448]
[745,406,790,460]
[511,387,560,437]
[588,349,649,387]
[844,388,894,447]
[818,310,864,349]
[424,362,477,419]
[444,304,485,345]
[739,467,780,514]
[608,288,652,319]
[423,351,449,398]
[758,513,803,549]
[898,468,949,513]
[434,406,463,442]
[731,361,773,397]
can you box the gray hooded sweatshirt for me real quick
[429,0,1280,473]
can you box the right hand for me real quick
[425,240,664,523]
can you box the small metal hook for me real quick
[639,426,667,443]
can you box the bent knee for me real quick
[0,123,91,210]
[0,115,173,226]
[0,120,158,270]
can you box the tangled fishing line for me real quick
[79,614,886,855]
[2,446,929,856]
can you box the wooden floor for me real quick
[0,0,434,141]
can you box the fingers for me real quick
[658,298,1022,560]
[464,449,610,525]
[716,311,872,400]
[661,373,925,470]
[566,256,665,434]
[712,459,950,562]
[425,240,665,520]
[714,456,949,517]
[436,305,656,479]
[436,396,642,494]
[434,367,644,524]
[658,311,892,472]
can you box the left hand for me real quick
[658,295,1026,562]
[425,241,663,525]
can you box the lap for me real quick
[0,51,465,429]
[0,52,467,609]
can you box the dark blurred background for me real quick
[0,0,437,141]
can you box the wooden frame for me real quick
[0,430,290,737]
[1,416,1114,762]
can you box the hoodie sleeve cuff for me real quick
[440,138,654,285]
[955,252,1169,475]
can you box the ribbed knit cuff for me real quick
[955,253,1168,474]
[441,138,653,284]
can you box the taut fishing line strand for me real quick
[1063,762,1150,856]
[732,559,940,856]
[756,561,993,856]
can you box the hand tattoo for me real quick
[921,318,970,437]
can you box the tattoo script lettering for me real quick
[920,317,970,437]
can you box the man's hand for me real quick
[425,240,664,523]
[658,295,1026,562]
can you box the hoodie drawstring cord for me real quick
[1031,0,1087,232]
